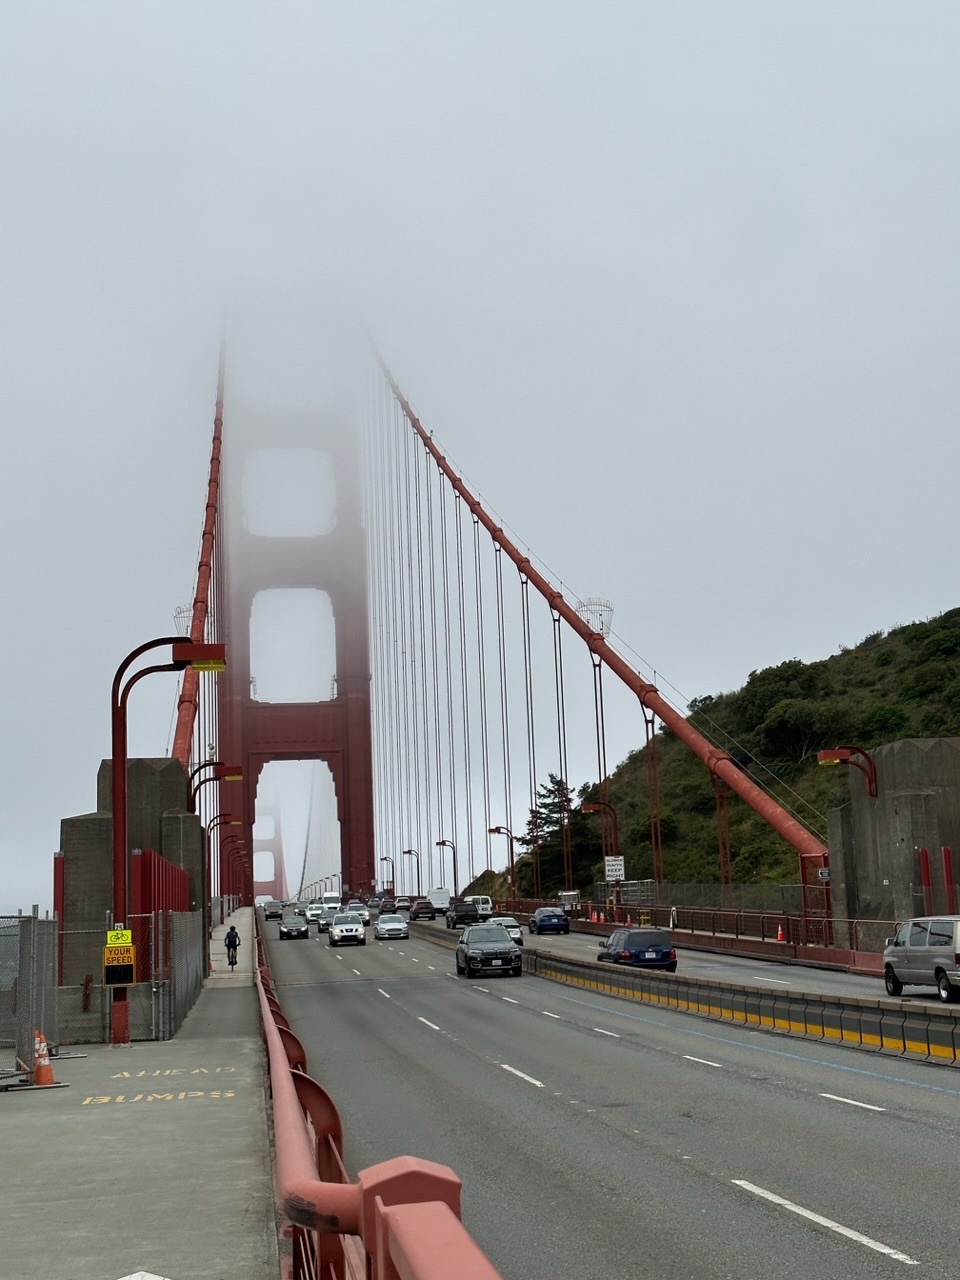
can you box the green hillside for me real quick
[508,607,960,896]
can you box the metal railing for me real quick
[255,936,504,1280]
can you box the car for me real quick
[374,913,409,940]
[409,899,436,920]
[883,915,960,1001]
[463,894,493,920]
[262,900,284,920]
[379,898,397,916]
[426,888,451,913]
[455,924,523,978]
[395,896,413,912]
[329,913,366,947]
[529,907,569,935]
[304,899,325,924]
[294,902,308,916]
[278,914,309,940]
[446,900,481,929]
[346,900,371,925]
[597,927,677,972]
[316,906,339,933]
[488,915,523,945]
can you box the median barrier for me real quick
[409,922,960,1067]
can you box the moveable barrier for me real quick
[409,922,960,1066]
[255,939,504,1280]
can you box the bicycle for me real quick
[226,944,238,969]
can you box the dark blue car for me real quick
[528,907,570,935]
[597,927,677,971]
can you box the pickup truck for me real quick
[445,899,481,929]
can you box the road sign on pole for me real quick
[604,856,625,881]
[103,944,137,986]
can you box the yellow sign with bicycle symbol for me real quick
[106,928,132,946]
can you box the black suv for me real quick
[409,899,436,920]
[446,899,480,929]
[455,924,522,978]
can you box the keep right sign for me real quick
[604,856,625,881]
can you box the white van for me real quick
[427,888,451,913]
[465,895,493,921]
[321,890,342,913]
[883,915,960,1002]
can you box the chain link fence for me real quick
[1,913,59,1084]
[58,908,205,1045]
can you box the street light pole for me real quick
[380,855,395,894]
[188,761,244,813]
[581,800,622,904]
[488,826,516,901]
[402,848,422,897]
[109,637,225,1046]
[436,839,458,897]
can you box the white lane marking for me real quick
[427,965,436,970]
[378,989,391,999]
[820,1093,886,1112]
[418,1017,440,1031]
[542,1011,561,1019]
[502,996,519,1004]
[684,1055,722,1068]
[412,957,420,962]
[500,1064,544,1088]
[352,969,361,975]
[594,1028,620,1038]
[732,1181,919,1265]
[475,986,489,992]
[753,976,790,985]
[398,950,405,955]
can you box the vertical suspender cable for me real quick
[425,449,446,863]
[494,545,513,860]
[473,516,493,872]
[412,426,434,885]
[455,496,476,885]
[440,480,459,874]
[520,575,540,897]
[399,402,420,870]
[552,610,573,890]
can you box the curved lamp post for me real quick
[402,848,422,897]
[436,839,458,897]
[581,800,621,904]
[380,855,395,894]
[488,825,516,900]
[188,761,243,813]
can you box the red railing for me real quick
[255,939,504,1280]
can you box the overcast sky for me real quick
[2,4,958,911]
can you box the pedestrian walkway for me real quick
[0,908,278,1280]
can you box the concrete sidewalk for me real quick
[0,908,279,1280]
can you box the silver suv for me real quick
[883,916,960,1002]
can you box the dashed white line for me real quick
[352,969,361,975]
[418,1017,440,1031]
[475,986,489,993]
[542,1011,561,1019]
[820,1093,886,1112]
[500,1064,544,1087]
[732,1181,918,1265]
[684,1055,722,1068]
[594,1028,620,1038]
[412,957,420,962]
[427,965,436,970]
[502,996,519,1004]
[753,976,790,985]
[378,989,391,999]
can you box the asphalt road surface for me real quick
[264,920,960,1280]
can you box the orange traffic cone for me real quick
[777,923,785,942]
[33,1031,56,1086]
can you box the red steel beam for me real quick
[172,359,225,766]
[381,363,827,867]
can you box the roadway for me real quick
[263,918,959,1279]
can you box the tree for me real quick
[517,774,601,896]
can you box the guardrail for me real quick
[255,937,504,1280]
[408,922,960,1065]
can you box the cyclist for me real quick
[224,925,241,969]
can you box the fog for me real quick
[2,3,958,910]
